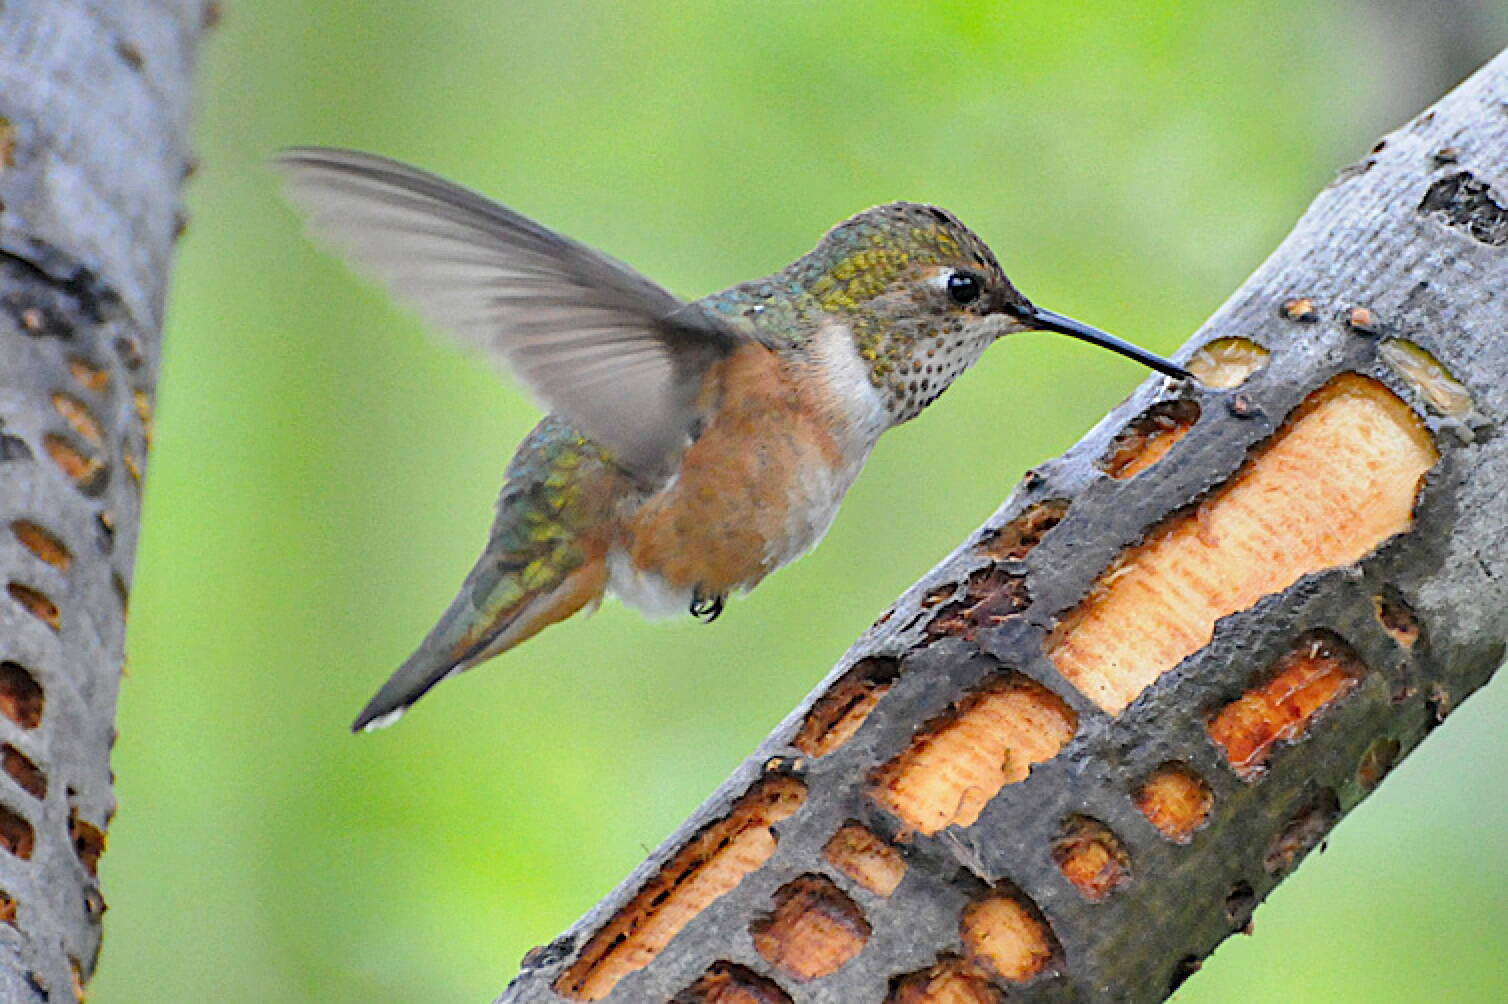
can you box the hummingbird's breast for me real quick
[609,324,888,615]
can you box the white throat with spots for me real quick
[877,317,1004,425]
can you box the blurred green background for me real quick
[98,1,1508,1001]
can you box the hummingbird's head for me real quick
[783,202,1188,424]
[789,202,1039,423]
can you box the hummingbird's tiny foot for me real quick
[690,591,725,623]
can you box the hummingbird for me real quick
[276,148,1189,732]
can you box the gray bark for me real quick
[499,48,1508,1004]
[0,1,203,999]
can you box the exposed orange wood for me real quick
[1048,374,1436,713]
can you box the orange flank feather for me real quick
[623,343,849,596]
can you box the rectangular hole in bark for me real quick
[1418,170,1508,245]
[1051,815,1132,901]
[1135,763,1214,843]
[50,392,103,446]
[0,430,31,463]
[870,672,1076,835]
[924,565,1030,642]
[96,511,115,553]
[823,821,906,897]
[1101,399,1200,479]
[961,886,1061,983]
[0,804,34,859]
[67,357,110,393]
[1379,338,1475,418]
[70,809,106,875]
[793,657,900,757]
[1207,631,1365,780]
[1358,737,1401,790]
[1186,337,1269,389]
[1373,592,1421,647]
[976,499,1069,561]
[43,434,108,496]
[1,744,45,800]
[11,520,71,571]
[134,389,155,446]
[885,956,1005,1003]
[0,662,42,728]
[1047,373,1437,713]
[1264,789,1340,875]
[672,961,792,1004]
[751,873,870,982]
[7,583,59,630]
[555,775,807,1001]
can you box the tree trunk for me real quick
[0,1,203,998]
[498,47,1508,1004]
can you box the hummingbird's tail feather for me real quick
[352,414,622,732]
[352,557,608,732]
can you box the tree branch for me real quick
[499,49,1508,1003]
[0,1,204,999]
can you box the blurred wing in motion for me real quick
[276,147,747,480]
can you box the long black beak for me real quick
[1016,305,1190,380]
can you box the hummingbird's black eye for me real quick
[946,270,983,305]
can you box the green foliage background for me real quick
[98,2,1508,1001]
